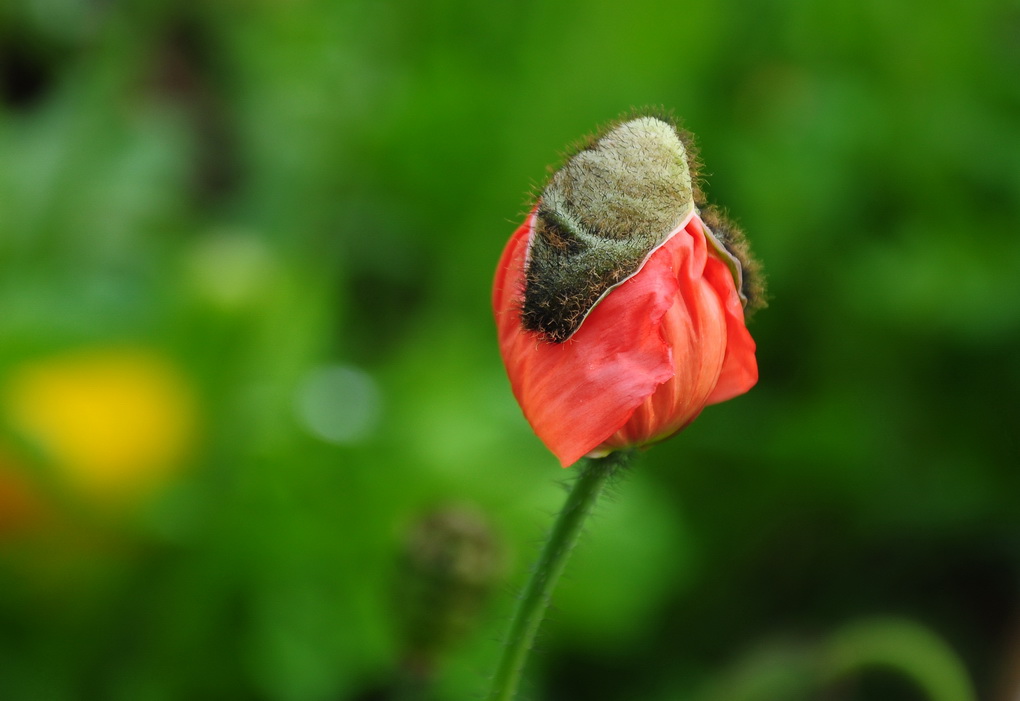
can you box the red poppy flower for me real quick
[492,115,760,467]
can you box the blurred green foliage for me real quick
[0,0,1018,700]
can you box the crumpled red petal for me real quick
[593,215,757,455]
[493,212,757,467]
[493,214,674,466]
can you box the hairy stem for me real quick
[485,451,632,701]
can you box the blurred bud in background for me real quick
[394,504,504,683]
[3,347,199,514]
[0,449,51,537]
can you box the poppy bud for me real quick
[493,115,763,466]
[394,504,503,671]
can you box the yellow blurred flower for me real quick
[4,348,198,509]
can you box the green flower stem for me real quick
[486,451,631,701]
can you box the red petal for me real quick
[493,214,676,466]
[593,214,730,453]
[703,244,758,406]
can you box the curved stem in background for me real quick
[820,618,977,701]
[485,451,632,701]
[695,621,976,701]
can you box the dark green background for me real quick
[1,0,1018,699]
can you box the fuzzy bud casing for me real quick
[522,117,697,342]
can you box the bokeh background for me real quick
[1,0,1018,699]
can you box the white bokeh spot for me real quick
[295,364,382,445]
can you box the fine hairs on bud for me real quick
[522,116,698,343]
[701,205,767,318]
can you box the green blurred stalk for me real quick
[820,618,977,701]
[485,451,630,701]
[698,617,977,701]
